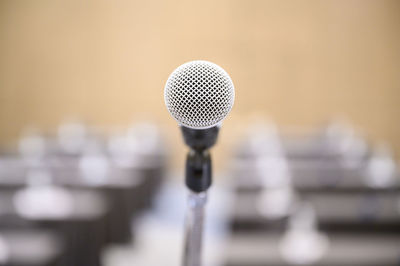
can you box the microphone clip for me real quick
[181,126,219,192]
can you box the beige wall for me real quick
[0,0,399,162]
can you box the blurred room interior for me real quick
[0,0,399,266]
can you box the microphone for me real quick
[164,60,235,266]
[164,60,235,192]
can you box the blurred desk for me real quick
[0,229,63,266]
[0,187,108,266]
[224,232,400,266]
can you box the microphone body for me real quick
[164,60,234,192]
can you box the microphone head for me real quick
[164,60,235,129]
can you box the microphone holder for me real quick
[180,126,219,266]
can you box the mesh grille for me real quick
[164,60,235,129]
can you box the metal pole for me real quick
[182,191,207,266]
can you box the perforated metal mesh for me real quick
[164,60,235,129]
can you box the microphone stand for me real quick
[183,190,207,266]
[180,126,219,266]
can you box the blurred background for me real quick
[0,0,399,266]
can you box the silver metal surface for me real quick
[182,191,207,266]
[164,60,235,129]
